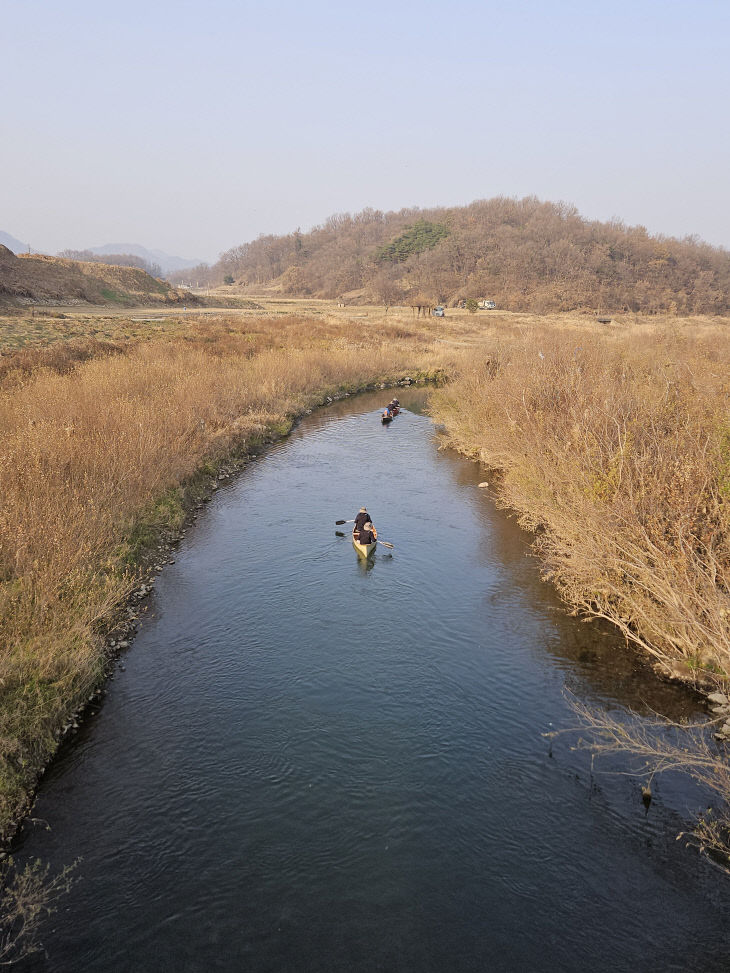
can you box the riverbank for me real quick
[0,312,450,841]
[429,319,730,687]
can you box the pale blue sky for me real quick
[2,0,728,262]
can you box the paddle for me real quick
[377,540,395,550]
[335,519,355,525]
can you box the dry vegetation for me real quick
[0,311,446,839]
[563,695,730,874]
[430,318,730,682]
[0,857,76,965]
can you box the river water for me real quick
[15,389,730,971]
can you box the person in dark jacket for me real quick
[358,522,377,545]
[354,508,369,534]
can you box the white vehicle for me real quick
[477,300,496,310]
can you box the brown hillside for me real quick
[0,246,198,307]
[194,197,730,314]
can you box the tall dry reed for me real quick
[431,322,730,679]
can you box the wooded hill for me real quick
[0,246,197,308]
[189,197,730,314]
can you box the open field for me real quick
[3,296,728,349]
[0,300,729,851]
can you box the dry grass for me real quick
[0,313,184,353]
[0,312,446,836]
[430,318,730,681]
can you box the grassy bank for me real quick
[430,320,730,683]
[0,312,447,838]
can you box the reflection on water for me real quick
[14,387,728,973]
[353,548,376,573]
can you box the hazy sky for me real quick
[3,0,729,262]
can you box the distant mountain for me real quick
[0,231,34,254]
[87,243,202,276]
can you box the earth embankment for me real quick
[0,246,198,307]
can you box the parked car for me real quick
[432,306,445,317]
[477,300,497,310]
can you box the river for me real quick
[15,388,730,971]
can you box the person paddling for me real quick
[353,507,369,539]
[358,521,377,545]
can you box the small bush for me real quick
[0,857,77,964]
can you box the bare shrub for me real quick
[562,695,730,872]
[0,858,76,965]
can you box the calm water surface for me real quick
[16,389,730,971]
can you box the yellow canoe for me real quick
[352,533,377,558]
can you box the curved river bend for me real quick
[16,389,730,972]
